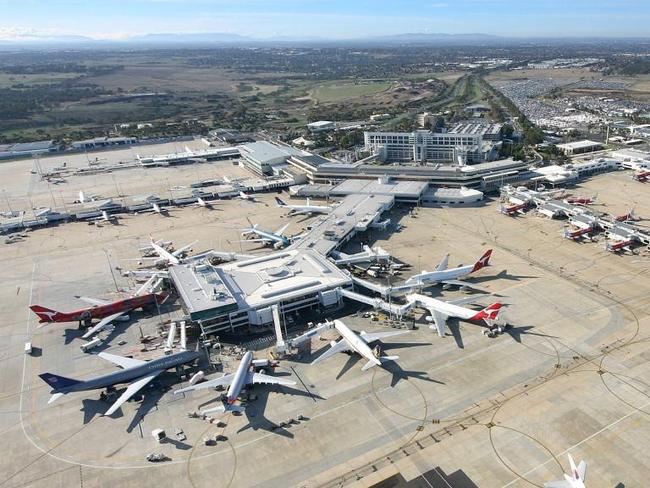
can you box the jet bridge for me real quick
[338,287,413,318]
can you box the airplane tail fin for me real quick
[567,454,587,482]
[39,372,81,392]
[29,305,61,323]
[471,302,503,325]
[471,249,492,273]
[275,197,287,207]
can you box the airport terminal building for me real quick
[169,250,352,334]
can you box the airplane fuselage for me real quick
[32,293,167,323]
[407,294,479,322]
[226,351,254,404]
[334,321,381,366]
[405,264,473,286]
[47,350,201,394]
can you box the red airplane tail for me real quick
[471,249,492,273]
[470,303,503,324]
[30,305,62,323]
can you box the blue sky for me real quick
[0,0,648,40]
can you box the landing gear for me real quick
[483,322,510,338]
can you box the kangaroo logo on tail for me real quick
[471,249,492,273]
[471,303,503,323]
[30,305,60,323]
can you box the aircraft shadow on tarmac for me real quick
[81,377,175,432]
[434,318,556,350]
[238,384,323,439]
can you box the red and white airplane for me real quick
[633,170,650,182]
[605,238,635,253]
[544,453,587,488]
[614,208,639,223]
[406,293,505,337]
[564,226,594,241]
[499,201,528,216]
[564,195,597,205]
[30,280,168,339]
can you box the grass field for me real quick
[310,81,392,103]
[85,65,239,93]
[0,72,79,88]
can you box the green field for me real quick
[0,72,79,88]
[310,81,392,103]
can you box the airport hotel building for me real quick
[364,129,487,164]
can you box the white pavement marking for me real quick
[501,397,650,487]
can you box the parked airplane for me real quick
[275,197,332,216]
[241,220,292,249]
[406,293,505,337]
[330,245,391,266]
[500,202,528,216]
[174,351,295,414]
[300,319,409,371]
[76,190,100,204]
[564,195,597,205]
[40,349,201,416]
[193,196,212,208]
[141,236,198,266]
[605,238,635,253]
[238,191,257,202]
[544,454,587,488]
[30,279,167,339]
[563,227,594,241]
[404,249,492,292]
[614,208,638,223]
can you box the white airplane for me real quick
[76,190,100,203]
[174,351,295,414]
[299,320,409,371]
[406,293,505,337]
[241,220,292,249]
[330,245,391,265]
[275,197,332,216]
[544,454,587,488]
[193,196,213,208]
[140,236,198,266]
[238,191,257,202]
[404,249,492,292]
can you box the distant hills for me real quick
[0,31,647,49]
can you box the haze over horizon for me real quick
[1,0,649,42]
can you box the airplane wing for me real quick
[440,279,490,294]
[543,482,570,488]
[428,309,449,337]
[240,238,271,244]
[77,296,111,306]
[435,254,449,271]
[103,370,162,416]
[81,311,128,339]
[359,330,410,342]
[97,351,147,369]
[274,223,290,236]
[445,294,492,306]
[247,372,296,386]
[577,460,587,480]
[174,373,235,394]
[311,339,353,365]
[172,240,198,257]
